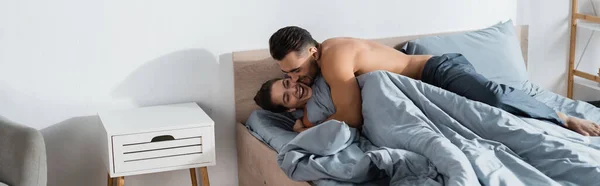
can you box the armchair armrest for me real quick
[0,116,47,186]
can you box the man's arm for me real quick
[293,119,307,132]
[320,48,363,128]
[301,107,315,128]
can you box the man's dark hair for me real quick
[254,78,287,113]
[269,26,319,60]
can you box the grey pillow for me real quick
[244,110,300,152]
[403,20,528,88]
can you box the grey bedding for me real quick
[278,71,600,186]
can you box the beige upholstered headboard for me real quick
[233,25,529,123]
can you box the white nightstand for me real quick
[99,102,215,186]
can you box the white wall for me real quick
[522,0,600,101]
[0,1,517,186]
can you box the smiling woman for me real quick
[270,78,313,110]
[253,78,313,113]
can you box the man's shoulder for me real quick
[322,37,360,48]
[321,39,359,60]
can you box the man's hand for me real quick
[293,119,307,133]
[565,117,600,136]
[302,107,315,127]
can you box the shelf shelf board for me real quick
[573,69,600,83]
[578,21,600,31]
[574,76,600,92]
[576,13,600,24]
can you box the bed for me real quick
[233,24,531,186]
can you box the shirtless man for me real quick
[268,26,600,136]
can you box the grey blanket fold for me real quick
[277,120,442,186]
[278,71,600,186]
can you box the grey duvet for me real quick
[278,71,600,186]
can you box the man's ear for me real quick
[308,47,319,60]
[308,46,318,54]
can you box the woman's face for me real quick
[270,78,313,111]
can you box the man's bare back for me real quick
[317,37,432,80]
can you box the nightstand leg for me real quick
[107,174,113,186]
[189,168,198,186]
[200,167,210,186]
[117,176,124,186]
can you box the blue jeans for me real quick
[421,53,564,126]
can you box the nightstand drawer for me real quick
[111,126,214,173]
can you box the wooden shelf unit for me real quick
[568,0,600,98]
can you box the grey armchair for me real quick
[0,116,47,186]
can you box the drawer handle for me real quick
[151,135,175,142]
